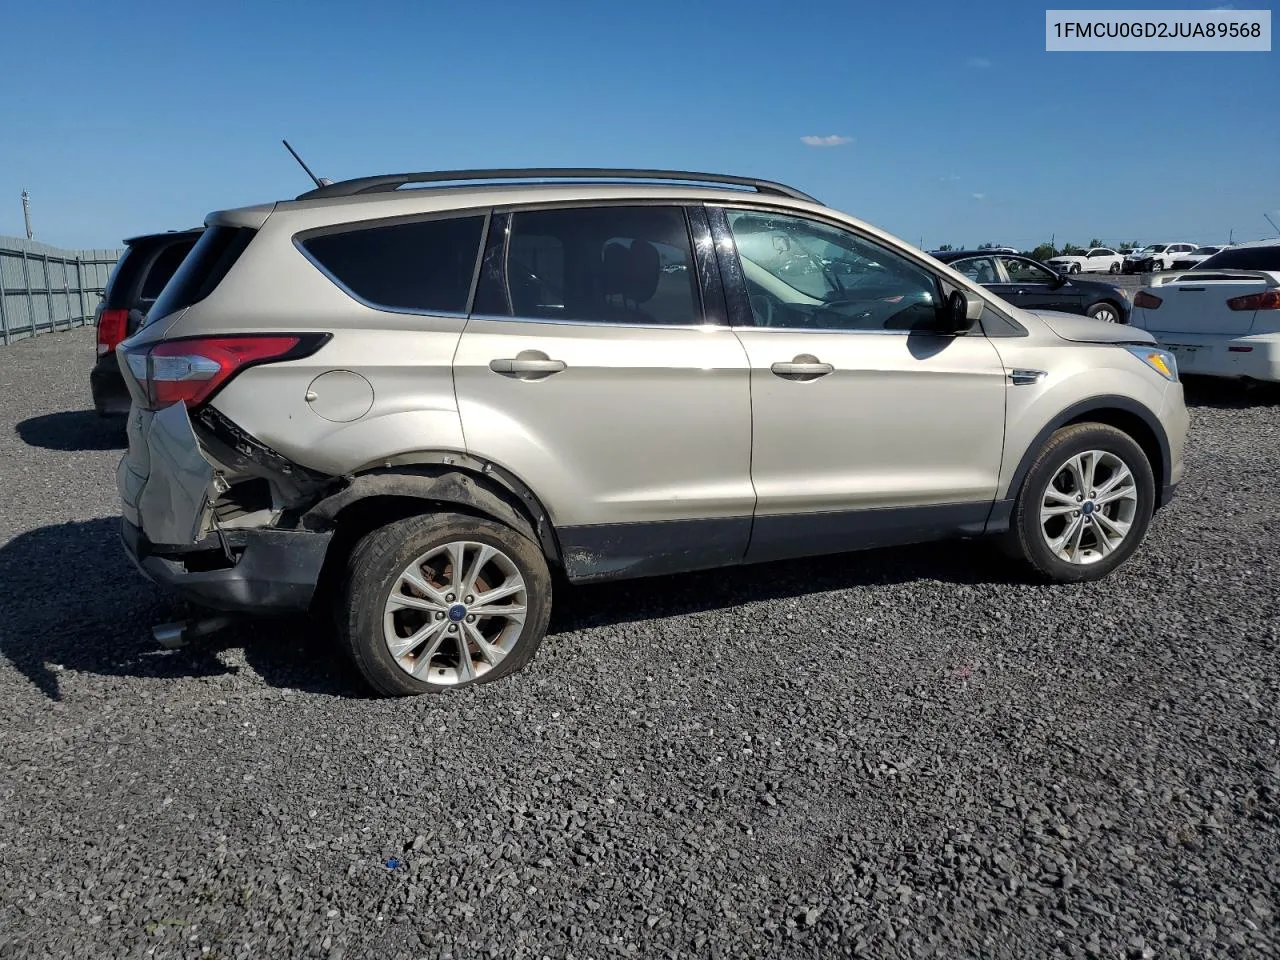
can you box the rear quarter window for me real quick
[299,215,486,314]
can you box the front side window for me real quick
[301,215,486,314]
[724,210,941,332]
[473,205,700,325]
[1000,257,1055,283]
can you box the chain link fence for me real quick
[0,236,122,346]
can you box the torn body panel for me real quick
[135,402,221,545]
[300,467,549,554]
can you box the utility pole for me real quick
[21,191,33,240]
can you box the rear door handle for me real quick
[771,355,833,380]
[489,356,567,379]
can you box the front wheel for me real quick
[339,512,553,696]
[1087,301,1121,324]
[1070,263,1081,274]
[1004,423,1155,582]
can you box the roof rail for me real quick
[294,168,821,204]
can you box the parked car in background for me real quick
[1130,239,1280,382]
[933,251,1131,323]
[1046,247,1124,275]
[114,168,1185,696]
[91,228,202,416]
[1170,244,1230,270]
[1123,243,1197,274]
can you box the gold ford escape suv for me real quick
[115,168,1188,696]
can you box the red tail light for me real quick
[96,308,129,355]
[1133,291,1163,309]
[1226,290,1280,311]
[120,334,327,411]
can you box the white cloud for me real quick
[800,135,853,148]
[966,56,992,68]
[940,174,961,182]
[971,192,986,200]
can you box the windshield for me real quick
[1189,246,1218,256]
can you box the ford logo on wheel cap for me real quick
[448,603,467,622]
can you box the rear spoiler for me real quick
[1149,269,1280,287]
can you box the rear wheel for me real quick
[339,512,552,696]
[1108,261,1121,274]
[1005,423,1154,582]
[1086,301,1121,324]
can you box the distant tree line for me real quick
[931,240,1145,259]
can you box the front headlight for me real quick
[1126,345,1178,382]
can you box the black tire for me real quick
[1004,423,1155,583]
[1108,261,1121,274]
[1086,301,1122,323]
[338,512,552,696]
[1070,263,1081,274]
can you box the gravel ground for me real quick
[1,328,1277,960]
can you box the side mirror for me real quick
[946,290,984,332]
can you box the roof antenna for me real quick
[282,139,332,188]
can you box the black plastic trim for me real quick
[684,204,728,327]
[705,205,756,327]
[746,502,992,565]
[296,168,821,204]
[558,517,751,583]
[121,519,333,614]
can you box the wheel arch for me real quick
[301,453,564,593]
[990,395,1171,532]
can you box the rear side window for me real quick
[139,239,198,302]
[473,205,701,325]
[148,226,257,323]
[1195,246,1280,271]
[300,216,486,314]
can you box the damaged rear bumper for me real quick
[121,519,333,614]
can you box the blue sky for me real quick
[1,0,1276,250]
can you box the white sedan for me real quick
[1129,240,1280,382]
[1169,245,1231,271]
[1046,247,1124,275]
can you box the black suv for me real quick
[931,250,1131,325]
[91,229,202,415]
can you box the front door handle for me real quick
[489,353,567,380]
[771,355,834,381]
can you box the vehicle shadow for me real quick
[0,517,367,701]
[15,410,127,451]
[551,538,1025,634]
[1,517,1024,700]
[1182,376,1280,409]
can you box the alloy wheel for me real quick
[1039,450,1139,564]
[382,540,528,684]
